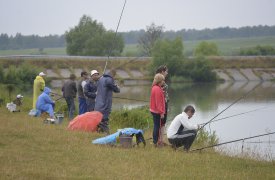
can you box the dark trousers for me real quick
[78,97,87,115]
[65,97,75,120]
[86,98,95,112]
[98,118,109,134]
[162,102,168,125]
[151,112,161,144]
[168,130,197,150]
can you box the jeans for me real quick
[78,97,87,115]
[65,97,75,120]
[151,112,161,144]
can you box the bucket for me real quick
[119,134,133,148]
[55,113,64,124]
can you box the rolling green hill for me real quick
[1,36,275,56]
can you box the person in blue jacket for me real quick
[36,87,55,120]
[95,69,120,134]
[84,70,100,111]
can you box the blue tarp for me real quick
[92,128,143,145]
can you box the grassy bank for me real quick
[0,107,274,179]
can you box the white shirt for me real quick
[167,112,198,138]
[81,80,87,90]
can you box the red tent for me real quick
[68,111,102,132]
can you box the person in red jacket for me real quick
[150,73,166,146]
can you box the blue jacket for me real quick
[36,87,54,110]
[94,73,120,119]
[84,80,97,99]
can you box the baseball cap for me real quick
[91,70,99,76]
[17,94,23,98]
[39,72,46,76]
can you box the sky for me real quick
[0,0,274,36]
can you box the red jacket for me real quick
[150,85,165,115]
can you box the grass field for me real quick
[1,36,275,57]
[0,107,275,179]
[0,47,66,56]
[122,36,275,56]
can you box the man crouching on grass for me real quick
[167,105,200,151]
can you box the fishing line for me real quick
[190,131,275,152]
[113,96,149,102]
[199,106,269,126]
[199,83,261,131]
[103,0,127,73]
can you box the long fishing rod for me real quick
[199,83,261,131]
[199,106,268,126]
[113,96,149,102]
[190,131,275,152]
[103,0,127,73]
[113,56,146,70]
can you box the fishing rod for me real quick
[113,56,146,71]
[50,92,63,97]
[199,106,269,126]
[190,131,275,152]
[113,96,149,102]
[103,0,127,73]
[54,96,64,102]
[199,83,261,131]
[245,141,275,144]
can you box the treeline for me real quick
[1,25,274,50]
[120,25,275,44]
[0,33,65,50]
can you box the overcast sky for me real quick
[0,0,274,36]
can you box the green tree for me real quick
[151,37,184,76]
[194,41,219,56]
[65,15,124,56]
[182,58,217,82]
[138,23,164,56]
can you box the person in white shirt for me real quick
[167,105,199,151]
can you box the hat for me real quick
[91,70,99,76]
[17,94,23,98]
[39,72,46,76]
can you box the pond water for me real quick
[113,81,275,160]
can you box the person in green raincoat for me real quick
[33,72,46,109]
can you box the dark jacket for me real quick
[77,80,86,98]
[84,80,97,99]
[94,74,120,119]
[62,79,77,98]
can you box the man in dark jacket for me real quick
[77,71,88,115]
[95,69,120,133]
[62,74,77,120]
[84,70,100,111]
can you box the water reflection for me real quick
[113,81,275,160]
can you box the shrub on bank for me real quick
[110,106,152,130]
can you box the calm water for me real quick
[113,81,275,160]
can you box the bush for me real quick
[240,45,275,56]
[110,106,152,130]
[180,58,217,82]
[193,129,219,147]
[194,41,219,57]
[1,64,39,86]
